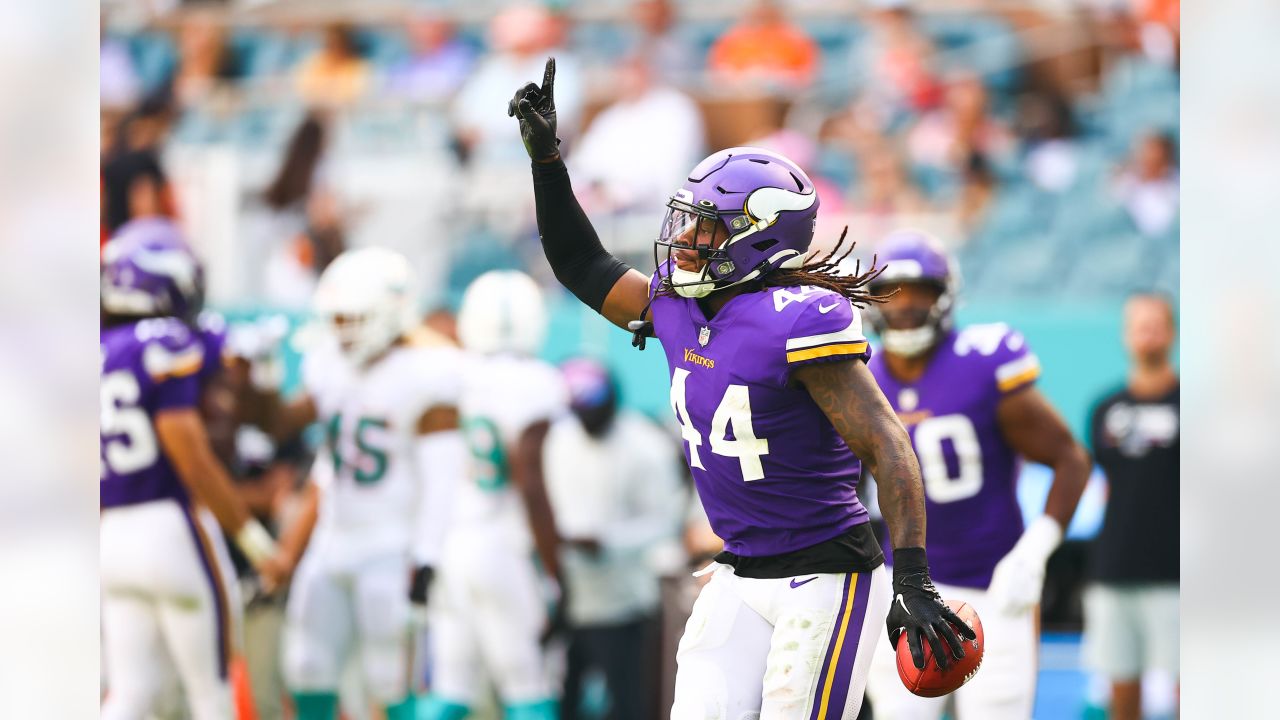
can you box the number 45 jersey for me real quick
[867,324,1041,589]
[303,337,464,565]
[649,279,874,558]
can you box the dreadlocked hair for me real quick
[656,226,894,306]
[762,226,893,308]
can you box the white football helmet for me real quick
[457,270,548,356]
[313,247,418,366]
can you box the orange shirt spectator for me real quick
[295,23,371,107]
[707,0,817,88]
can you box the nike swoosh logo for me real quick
[790,576,819,588]
[818,302,840,314]
[896,593,912,615]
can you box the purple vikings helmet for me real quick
[865,229,960,357]
[101,218,205,323]
[656,146,819,298]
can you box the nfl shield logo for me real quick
[698,326,711,347]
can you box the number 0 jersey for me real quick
[100,317,227,508]
[868,324,1041,589]
[649,275,874,557]
[303,338,464,563]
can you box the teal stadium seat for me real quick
[1061,233,1151,297]
[126,32,179,94]
[919,14,1021,92]
[354,28,410,69]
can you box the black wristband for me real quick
[410,565,433,604]
[529,159,633,313]
[892,547,929,577]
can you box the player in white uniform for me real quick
[421,271,567,720]
[270,248,469,720]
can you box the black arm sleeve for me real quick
[531,159,633,312]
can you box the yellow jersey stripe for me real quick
[786,342,869,364]
[997,365,1040,392]
[817,572,860,719]
[151,356,202,381]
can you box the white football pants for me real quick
[671,563,890,720]
[101,500,241,720]
[428,524,554,705]
[282,548,415,704]
[866,581,1037,720]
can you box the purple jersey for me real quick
[650,274,873,556]
[868,324,1041,588]
[100,317,224,508]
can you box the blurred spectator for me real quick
[294,23,372,107]
[172,16,239,108]
[906,72,1014,181]
[1018,91,1081,193]
[849,143,928,221]
[626,0,696,83]
[101,33,142,111]
[572,54,705,213]
[820,96,892,162]
[1083,293,1179,720]
[543,359,684,720]
[1135,0,1179,67]
[707,0,817,89]
[452,3,584,166]
[384,14,476,102]
[101,96,179,237]
[954,151,997,233]
[250,113,346,308]
[1112,131,1178,236]
[860,0,942,119]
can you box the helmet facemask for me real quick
[866,280,954,358]
[325,306,404,367]
[654,197,739,299]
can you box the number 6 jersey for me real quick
[867,324,1041,588]
[649,276,874,558]
[100,317,227,508]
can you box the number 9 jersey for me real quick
[867,323,1041,588]
[649,274,875,558]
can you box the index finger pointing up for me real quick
[541,57,556,103]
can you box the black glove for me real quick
[885,548,977,671]
[507,56,561,163]
[409,565,434,608]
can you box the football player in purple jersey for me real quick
[100,219,287,720]
[509,59,973,719]
[861,230,1092,720]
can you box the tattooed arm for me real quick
[792,359,925,550]
[794,359,975,669]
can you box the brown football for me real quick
[895,599,984,698]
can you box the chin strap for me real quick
[628,297,656,351]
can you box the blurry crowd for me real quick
[101,0,1179,311]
